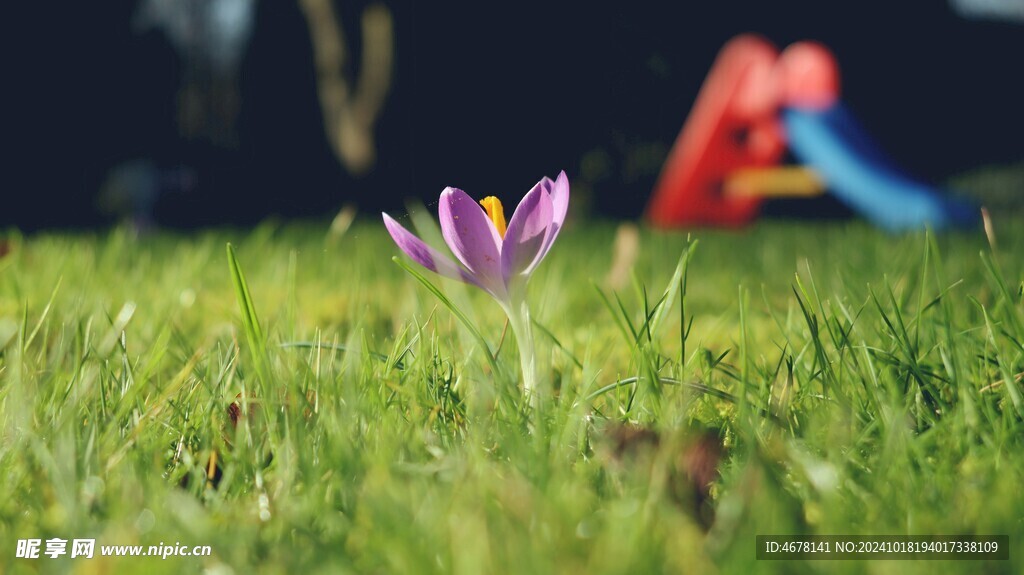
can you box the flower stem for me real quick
[505,298,538,405]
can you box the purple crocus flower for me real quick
[383,171,569,401]
[382,171,569,305]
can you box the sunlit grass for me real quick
[1,216,1021,574]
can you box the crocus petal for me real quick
[536,176,555,196]
[438,187,507,298]
[501,178,554,284]
[527,170,570,272]
[382,212,482,288]
[549,171,570,232]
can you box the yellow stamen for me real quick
[479,196,507,238]
[206,450,218,487]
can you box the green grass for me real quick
[1,216,1022,574]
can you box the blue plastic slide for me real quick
[782,104,977,230]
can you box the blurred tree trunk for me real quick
[299,0,394,176]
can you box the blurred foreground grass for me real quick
[1,214,1022,574]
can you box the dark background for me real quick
[9,0,1024,230]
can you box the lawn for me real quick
[1,213,1021,574]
